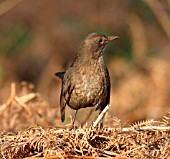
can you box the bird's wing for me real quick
[105,67,111,105]
[60,95,66,122]
[60,71,75,122]
[99,67,110,111]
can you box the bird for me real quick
[55,32,118,127]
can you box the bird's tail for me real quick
[60,96,66,122]
[55,72,65,79]
[61,107,65,122]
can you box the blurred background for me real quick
[0,0,170,131]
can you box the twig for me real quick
[18,93,37,103]
[24,155,133,159]
[6,82,16,131]
[101,150,120,157]
[122,126,170,132]
[119,145,146,156]
[0,83,16,112]
[0,85,36,116]
[14,96,32,116]
[92,104,110,128]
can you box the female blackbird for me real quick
[55,32,118,126]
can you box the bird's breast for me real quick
[75,59,106,91]
[68,58,108,109]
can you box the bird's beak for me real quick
[108,36,119,42]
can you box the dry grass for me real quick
[0,83,169,159]
[0,117,169,158]
[0,82,61,133]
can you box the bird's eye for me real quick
[98,38,103,43]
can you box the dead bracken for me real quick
[0,83,170,159]
[0,112,170,158]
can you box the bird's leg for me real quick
[72,110,78,127]
[98,111,104,129]
[67,110,78,130]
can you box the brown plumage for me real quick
[55,32,118,126]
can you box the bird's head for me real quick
[79,32,118,59]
